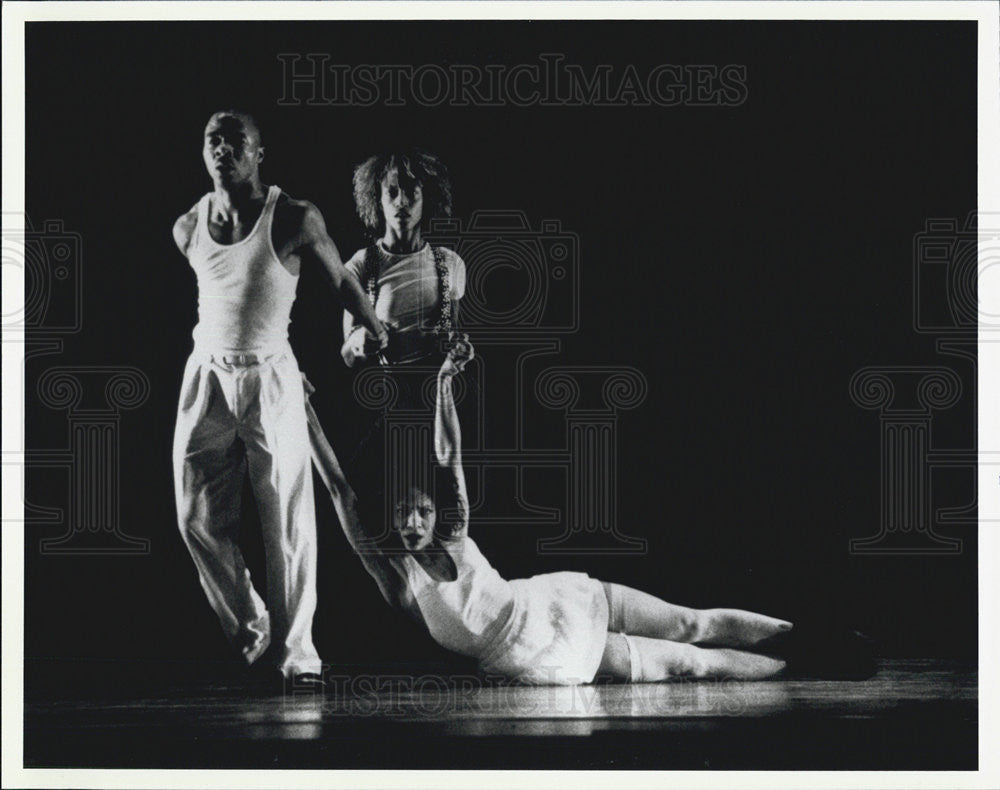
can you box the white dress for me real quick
[399,537,609,685]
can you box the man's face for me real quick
[393,488,436,552]
[380,168,424,236]
[202,113,263,186]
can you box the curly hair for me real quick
[352,148,453,238]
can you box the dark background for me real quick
[24,21,977,684]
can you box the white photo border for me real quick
[3,2,998,788]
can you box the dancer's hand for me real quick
[440,333,474,379]
[341,327,367,367]
[341,323,390,367]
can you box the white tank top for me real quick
[188,185,297,352]
[401,537,516,659]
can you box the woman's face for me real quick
[380,168,424,236]
[393,488,436,551]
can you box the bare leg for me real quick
[603,582,792,647]
[697,608,793,647]
[599,632,786,682]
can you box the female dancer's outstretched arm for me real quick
[434,335,472,540]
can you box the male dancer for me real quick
[172,111,386,687]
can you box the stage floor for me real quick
[23,658,976,770]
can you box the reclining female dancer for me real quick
[309,336,806,686]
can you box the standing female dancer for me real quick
[309,148,467,485]
[340,148,463,368]
[309,336,798,685]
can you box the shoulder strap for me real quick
[191,193,211,249]
[256,185,281,246]
[364,245,379,305]
[195,193,209,225]
[262,184,280,216]
[432,246,452,337]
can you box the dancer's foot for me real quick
[697,609,793,647]
[290,672,327,693]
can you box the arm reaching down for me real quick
[341,250,378,366]
[303,384,418,618]
[341,313,370,367]
[297,204,388,354]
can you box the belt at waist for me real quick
[191,342,292,367]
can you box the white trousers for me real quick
[172,346,320,677]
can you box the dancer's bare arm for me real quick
[434,335,472,540]
[296,203,387,350]
[341,312,370,367]
[172,205,198,258]
[305,396,412,612]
